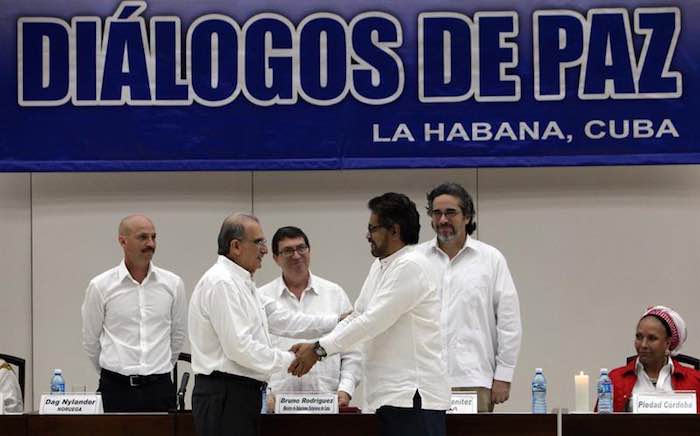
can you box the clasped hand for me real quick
[287,342,319,377]
[288,310,352,377]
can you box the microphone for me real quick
[178,372,190,411]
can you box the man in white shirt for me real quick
[0,358,23,413]
[81,215,187,412]
[189,213,341,436]
[418,182,522,412]
[289,193,450,436]
[259,226,361,410]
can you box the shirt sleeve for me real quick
[207,281,294,376]
[170,277,188,366]
[0,367,23,413]
[492,254,522,383]
[319,259,430,356]
[81,280,104,373]
[262,295,337,339]
[336,290,362,397]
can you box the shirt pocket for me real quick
[444,273,490,325]
[142,285,174,323]
[443,272,490,350]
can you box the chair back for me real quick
[676,354,700,370]
[0,353,25,399]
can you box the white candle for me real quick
[575,371,590,412]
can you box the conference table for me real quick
[0,412,698,436]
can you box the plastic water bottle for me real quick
[531,368,547,414]
[597,368,613,413]
[50,369,65,393]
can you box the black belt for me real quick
[203,371,267,390]
[100,368,171,388]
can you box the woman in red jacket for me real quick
[608,306,700,412]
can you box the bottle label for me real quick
[598,383,612,394]
[532,382,546,391]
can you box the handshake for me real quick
[287,310,352,377]
[287,342,320,377]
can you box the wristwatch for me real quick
[313,341,327,361]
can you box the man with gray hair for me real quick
[188,213,342,436]
[82,214,187,412]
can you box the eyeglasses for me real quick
[428,208,461,219]
[238,238,267,248]
[278,244,309,258]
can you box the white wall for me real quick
[0,174,32,407]
[0,167,698,412]
[479,165,700,411]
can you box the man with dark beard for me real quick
[288,193,449,436]
[417,183,522,412]
[82,215,187,412]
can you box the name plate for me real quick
[39,393,103,414]
[447,392,478,414]
[632,391,697,414]
[275,393,338,414]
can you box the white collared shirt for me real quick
[259,273,362,397]
[319,246,450,411]
[418,236,522,389]
[81,261,188,376]
[0,359,23,413]
[633,358,674,394]
[189,256,338,382]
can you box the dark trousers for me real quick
[98,370,175,412]
[376,391,446,436]
[192,372,264,436]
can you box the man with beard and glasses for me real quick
[288,193,450,436]
[82,215,187,412]
[417,182,522,412]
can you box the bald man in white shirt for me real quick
[81,215,187,412]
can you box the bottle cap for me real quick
[600,368,608,373]
[54,369,63,374]
[535,368,543,373]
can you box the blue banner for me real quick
[0,0,696,171]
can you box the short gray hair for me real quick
[217,213,258,255]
